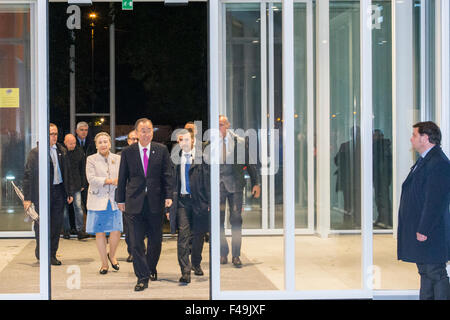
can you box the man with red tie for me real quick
[116,118,173,292]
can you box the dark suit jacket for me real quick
[169,150,210,234]
[76,136,96,157]
[206,132,260,193]
[397,146,450,264]
[23,143,73,212]
[66,145,87,192]
[116,142,173,215]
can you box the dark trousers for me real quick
[220,183,243,258]
[123,212,132,255]
[34,183,65,258]
[417,263,450,300]
[177,196,205,274]
[374,183,392,227]
[124,199,163,282]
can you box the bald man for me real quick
[63,134,89,240]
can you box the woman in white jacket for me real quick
[86,132,122,274]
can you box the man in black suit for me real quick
[23,123,73,265]
[397,121,450,300]
[218,115,260,268]
[169,128,210,284]
[116,118,173,292]
[75,121,96,157]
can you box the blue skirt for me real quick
[86,201,123,235]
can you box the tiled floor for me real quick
[0,234,420,299]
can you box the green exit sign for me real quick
[122,0,133,10]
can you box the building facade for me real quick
[0,0,449,299]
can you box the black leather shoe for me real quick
[126,254,133,263]
[51,257,62,266]
[77,231,89,240]
[107,253,119,271]
[179,273,191,284]
[232,256,242,268]
[63,232,70,240]
[192,265,204,276]
[134,281,148,292]
[220,256,228,264]
[99,267,108,275]
[150,271,157,281]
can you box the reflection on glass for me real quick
[330,1,361,230]
[222,3,282,291]
[373,0,419,291]
[0,4,40,294]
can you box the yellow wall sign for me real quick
[0,88,20,108]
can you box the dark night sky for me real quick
[49,2,208,138]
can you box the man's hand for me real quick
[67,196,73,204]
[118,203,125,212]
[416,232,428,242]
[165,199,172,208]
[252,185,261,199]
[166,212,170,221]
[24,200,32,211]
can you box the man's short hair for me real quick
[134,118,153,131]
[177,128,195,141]
[413,121,441,145]
[127,130,137,139]
[76,121,89,130]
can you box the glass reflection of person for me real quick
[218,115,261,267]
[373,129,392,228]
[334,126,361,228]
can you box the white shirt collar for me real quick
[138,142,151,152]
[421,145,434,158]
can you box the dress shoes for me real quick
[99,267,108,275]
[150,271,157,281]
[179,273,191,284]
[232,256,242,268]
[192,265,204,276]
[126,254,133,263]
[63,232,71,240]
[77,231,89,240]
[134,281,148,292]
[220,256,228,264]
[51,257,62,266]
[107,253,120,271]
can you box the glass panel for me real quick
[330,1,361,231]
[221,2,283,291]
[0,3,40,294]
[373,0,420,292]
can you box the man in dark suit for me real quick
[397,121,450,300]
[169,128,210,284]
[116,118,173,292]
[75,121,96,157]
[63,134,89,240]
[219,115,260,268]
[334,126,361,228]
[23,123,73,265]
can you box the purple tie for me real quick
[143,148,149,176]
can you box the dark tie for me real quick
[185,154,191,194]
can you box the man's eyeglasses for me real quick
[49,133,58,136]
[128,138,139,142]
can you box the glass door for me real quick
[0,0,49,300]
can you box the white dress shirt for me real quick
[180,148,194,195]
